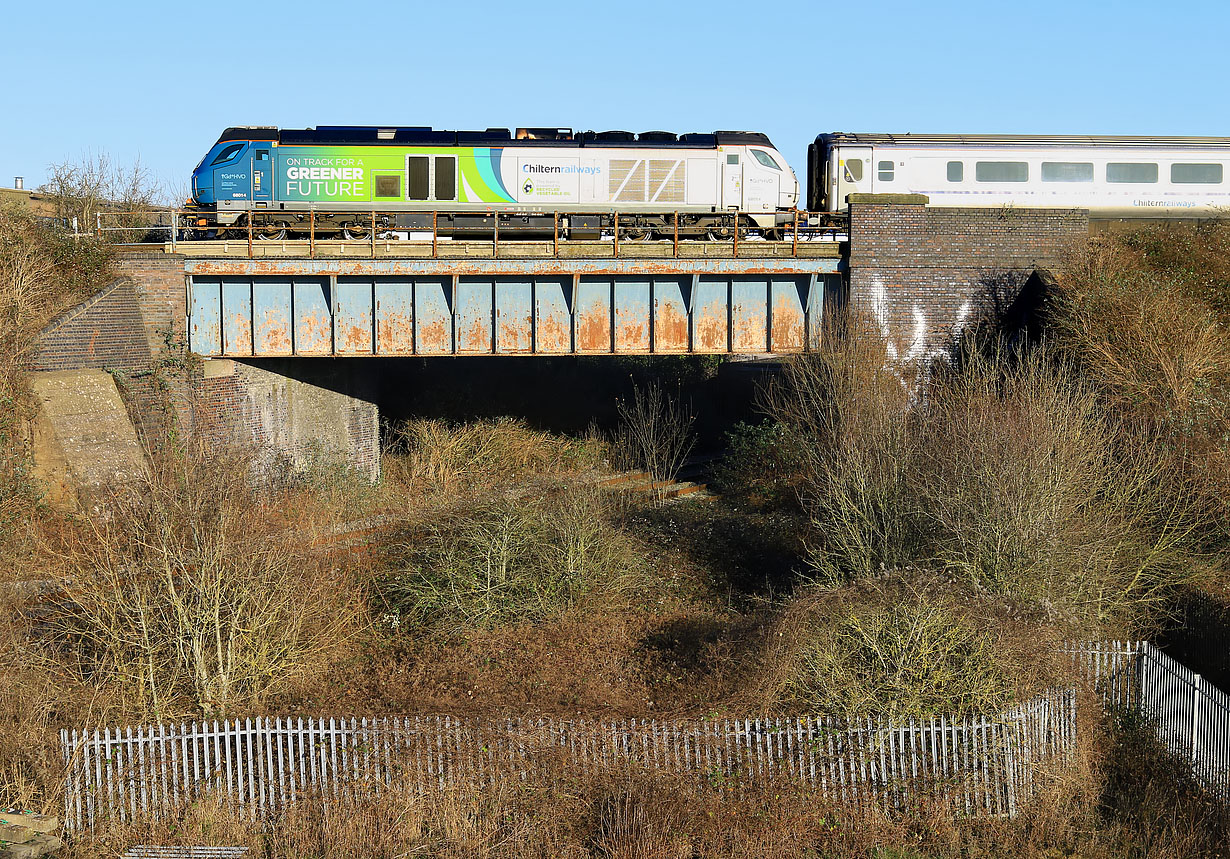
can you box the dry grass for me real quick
[384,417,605,498]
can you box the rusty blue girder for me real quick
[184,258,842,358]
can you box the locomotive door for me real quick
[722,152,743,209]
[252,148,272,202]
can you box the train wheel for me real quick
[341,222,370,240]
[624,226,653,241]
[257,220,289,241]
[706,226,733,241]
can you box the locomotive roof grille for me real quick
[212,127,776,149]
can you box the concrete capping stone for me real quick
[848,193,929,205]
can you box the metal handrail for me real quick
[95,208,849,259]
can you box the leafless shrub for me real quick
[766,314,919,581]
[45,445,364,718]
[917,346,1200,627]
[614,381,695,504]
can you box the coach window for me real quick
[1042,162,1094,182]
[434,156,457,202]
[878,160,894,181]
[407,157,430,200]
[1106,163,1158,183]
[1171,163,1223,184]
[947,161,963,182]
[752,149,781,170]
[210,144,244,166]
[975,162,1029,182]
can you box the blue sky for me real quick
[3,0,1228,196]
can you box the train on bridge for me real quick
[183,126,1230,240]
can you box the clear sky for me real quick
[3,0,1229,197]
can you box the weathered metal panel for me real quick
[651,277,689,353]
[731,277,769,353]
[456,279,494,354]
[614,278,651,352]
[252,279,293,355]
[534,278,571,354]
[576,277,612,353]
[693,277,729,353]
[221,279,253,357]
[495,280,533,354]
[807,274,828,350]
[293,279,332,355]
[335,278,374,356]
[414,279,453,354]
[770,277,806,353]
[374,280,415,355]
[189,278,221,356]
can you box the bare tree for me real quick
[39,153,161,237]
[615,381,696,504]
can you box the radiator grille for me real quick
[649,160,685,203]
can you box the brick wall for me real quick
[847,197,1089,361]
[32,254,381,480]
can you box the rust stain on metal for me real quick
[694,308,727,352]
[255,311,292,354]
[376,308,414,354]
[461,318,492,353]
[417,318,451,354]
[226,313,253,356]
[338,319,372,354]
[576,308,611,352]
[535,313,570,352]
[186,259,827,278]
[653,302,688,352]
[497,313,532,353]
[615,309,649,352]
[771,295,804,352]
[731,306,767,352]
[297,312,332,352]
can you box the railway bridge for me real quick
[32,196,1089,487]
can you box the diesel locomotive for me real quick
[186,125,800,240]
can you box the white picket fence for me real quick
[1067,640,1230,801]
[60,690,1076,831]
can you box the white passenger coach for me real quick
[808,133,1230,217]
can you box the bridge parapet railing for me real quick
[97,209,848,259]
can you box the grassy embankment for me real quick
[2,206,1229,856]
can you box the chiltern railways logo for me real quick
[523,178,534,194]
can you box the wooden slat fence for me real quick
[60,690,1075,831]
[1067,640,1230,801]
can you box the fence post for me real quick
[171,211,177,253]
[1192,673,1202,764]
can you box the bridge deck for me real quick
[185,255,842,359]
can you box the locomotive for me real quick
[808,133,1230,217]
[186,125,800,240]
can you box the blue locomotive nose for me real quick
[192,166,214,205]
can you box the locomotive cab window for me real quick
[1042,162,1094,182]
[878,160,894,181]
[751,149,781,170]
[947,161,963,182]
[727,154,740,165]
[843,159,863,182]
[210,144,244,166]
[1107,163,1158,183]
[1171,163,1223,184]
[976,162,1029,182]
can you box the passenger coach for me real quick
[809,133,1230,217]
